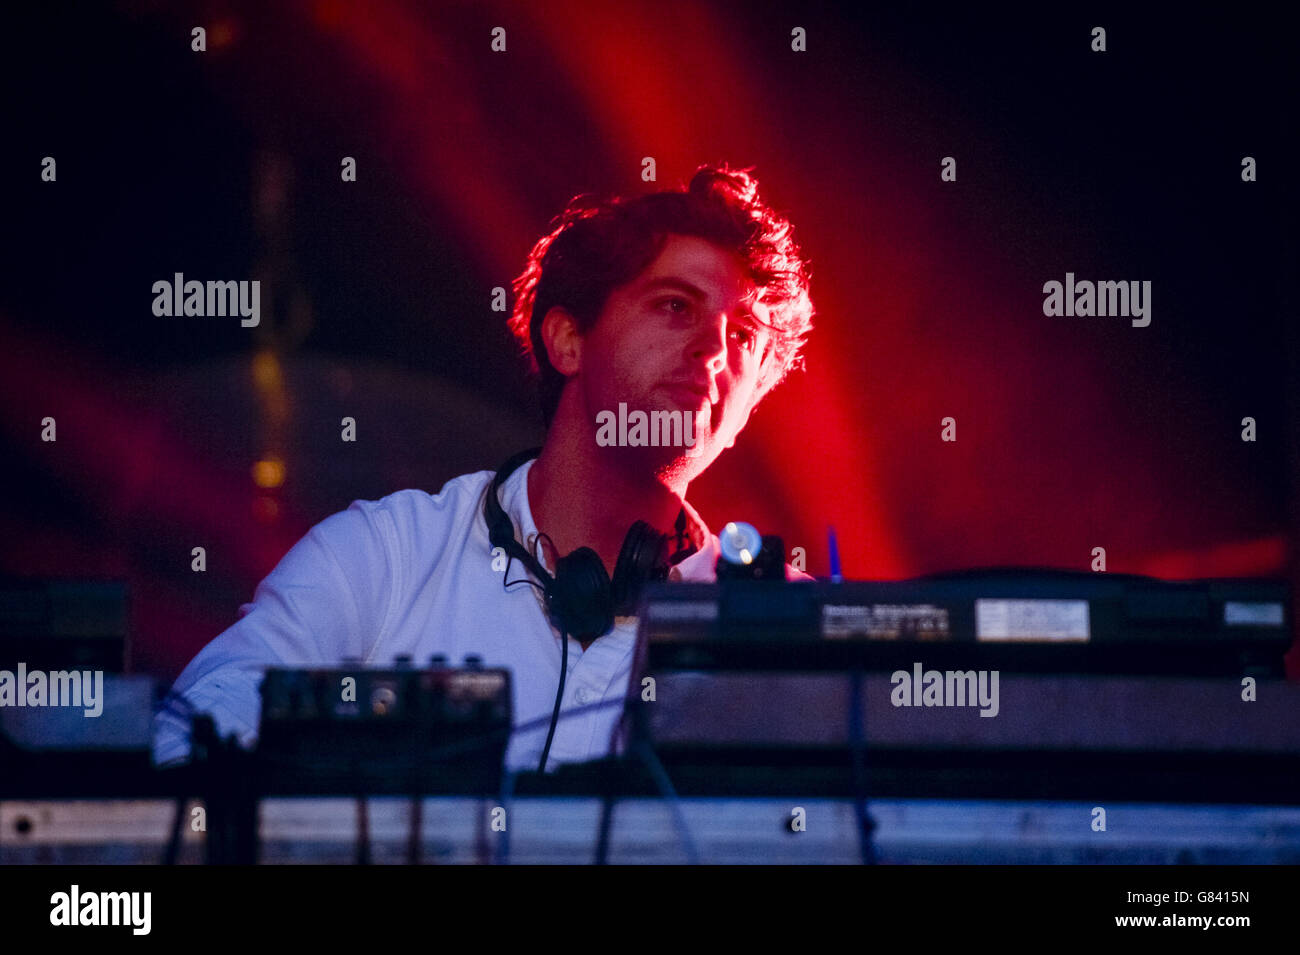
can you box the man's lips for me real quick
[659,385,719,440]
[662,384,708,405]
[663,380,719,405]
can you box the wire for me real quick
[633,737,699,865]
[848,669,878,864]
[594,769,617,865]
[498,525,551,600]
[595,682,700,865]
[593,743,700,865]
[162,794,187,865]
[158,691,203,864]
[407,791,422,865]
[355,796,370,864]
[498,524,569,776]
[536,627,569,773]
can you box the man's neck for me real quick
[527,417,688,580]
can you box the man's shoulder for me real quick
[376,469,495,515]
[302,470,498,558]
[338,469,496,524]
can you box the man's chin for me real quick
[592,438,715,483]
[654,437,722,484]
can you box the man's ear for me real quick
[540,306,583,377]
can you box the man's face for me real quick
[569,234,773,483]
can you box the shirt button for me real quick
[574,688,594,705]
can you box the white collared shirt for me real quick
[152,459,810,771]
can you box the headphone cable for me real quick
[536,627,569,773]
[506,524,571,776]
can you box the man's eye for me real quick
[730,325,756,351]
[659,296,691,314]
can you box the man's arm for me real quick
[152,499,400,766]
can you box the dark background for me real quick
[2,1,1295,679]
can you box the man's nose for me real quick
[688,311,728,372]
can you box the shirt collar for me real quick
[503,457,715,578]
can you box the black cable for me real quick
[595,679,698,864]
[594,671,643,865]
[162,794,187,865]
[593,764,617,865]
[497,523,550,600]
[158,690,201,865]
[475,796,493,865]
[633,737,699,865]
[355,796,370,865]
[848,669,879,864]
[498,524,570,777]
[537,627,569,773]
[594,735,700,864]
[407,793,422,865]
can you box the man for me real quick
[153,163,816,772]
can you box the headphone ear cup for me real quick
[611,521,670,615]
[550,547,614,639]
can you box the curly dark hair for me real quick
[507,163,815,428]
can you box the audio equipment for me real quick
[635,571,1291,676]
[253,661,512,793]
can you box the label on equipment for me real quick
[647,600,718,622]
[822,603,950,640]
[976,599,1090,642]
[1223,601,1284,626]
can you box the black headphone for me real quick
[483,447,680,642]
[485,447,696,772]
